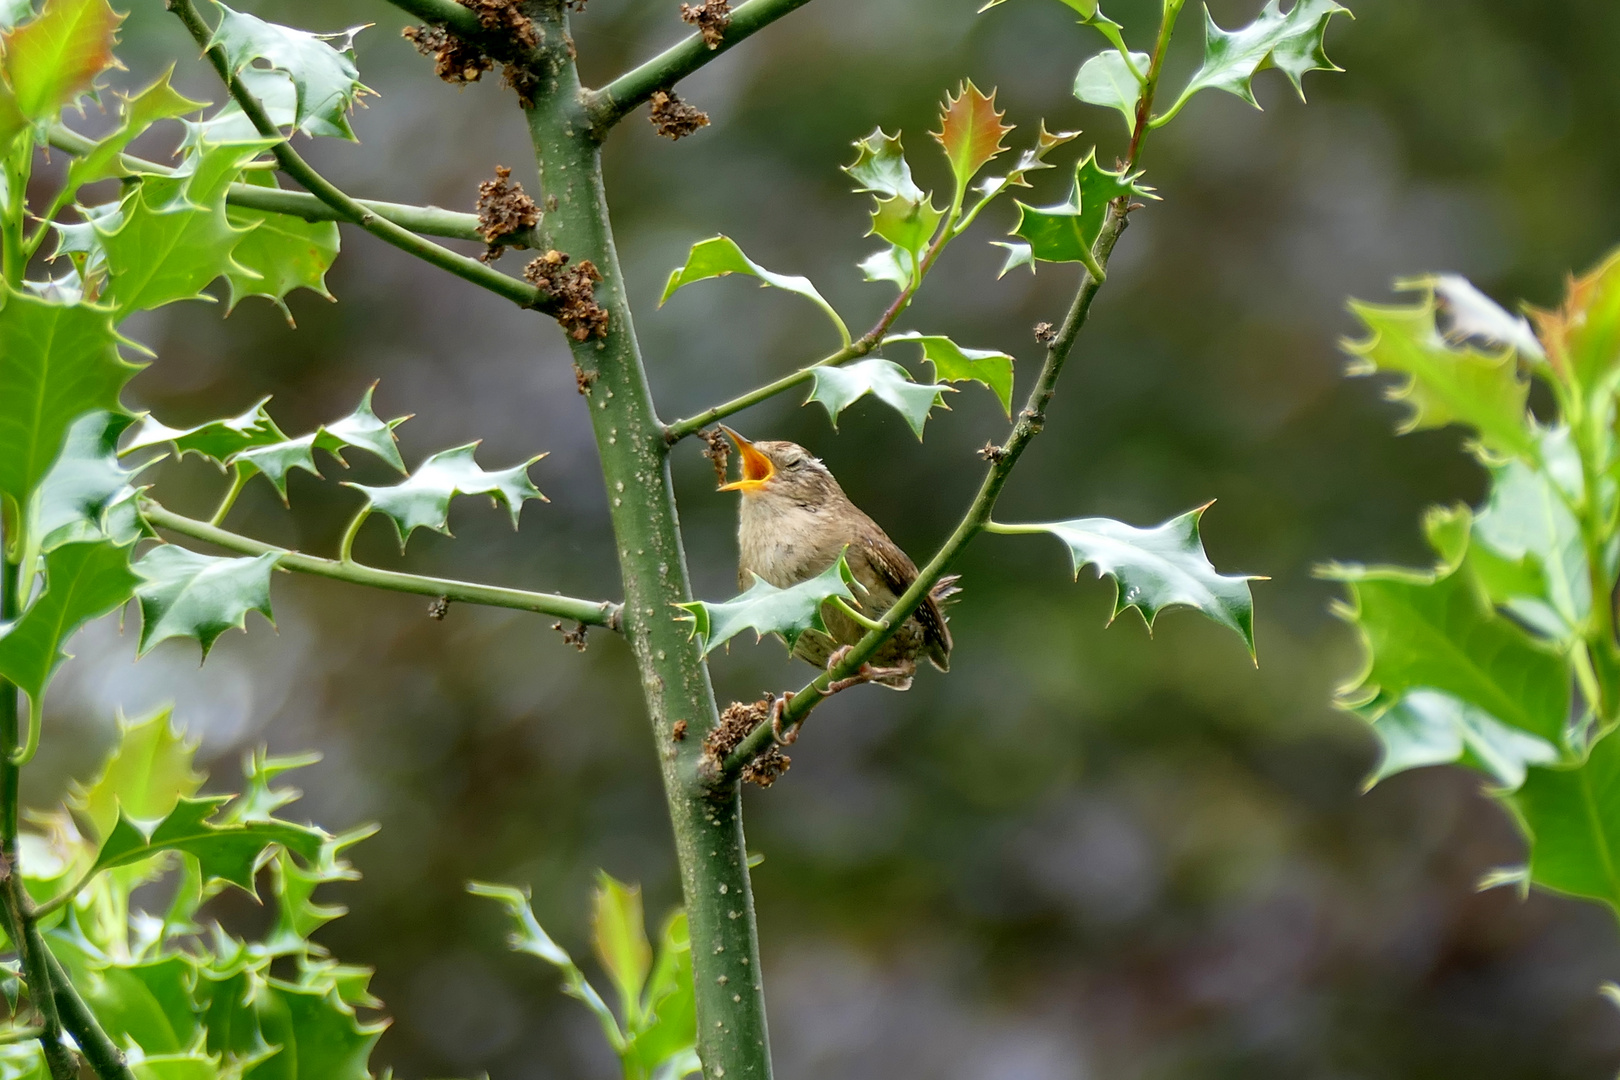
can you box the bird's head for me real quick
[717,427,839,506]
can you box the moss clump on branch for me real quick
[475,165,541,261]
[649,89,709,140]
[680,0,731,49]
[524,250,608,340]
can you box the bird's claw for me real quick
[820,646,869,694]
[770,692,798,745]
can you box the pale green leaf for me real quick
[592,871,652,1028]
[660,235,847,344]
[29,410,141,552]
[627,911,695,1070]
[1323,562,1570,744]
[68,705,203,843]
[133,544,278,657]
[123,398,286,464]
[842,128,923,202]
[1008,505,1259,654]
[990,241,1034,277]
[677,556,858,655]
[224,172,340,320]
[1362,688,1558,790]
[806,358,953,439]
[1418,273,1546,363]
[870,192,944,259]
[1073,50,1148,135]
[857,244,915,290]
[1508,732,1620,917]
[974,122,1080,202]
[1343,292,1536,459]
[64,69,207,197]
[1472,456,1588,640]
[884,331,1014,415]
[207,3,368,139]
[1175,0,1350,111]
[347,443,546,549]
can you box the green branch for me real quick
[723,201,1133,775]
[381,0,484,39]
[584,0,816,135]
[41,950,135,1080]
[166,0,548,310]
[141,502,622,630]
[45,125,537,248]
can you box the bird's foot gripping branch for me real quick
[0,0,1345,1076]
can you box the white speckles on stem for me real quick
[717,975,728,985]
[718,883,728,894]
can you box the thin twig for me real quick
[165,0,549,310]
[584,0,816,136]
[141,502,623,630]
[721,202,1132,775]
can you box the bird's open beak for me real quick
[717,426,775,492]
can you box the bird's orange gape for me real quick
[717,426,776,492]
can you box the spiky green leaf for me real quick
[677,556,858,655]
[1176,0,1350,111]
[974,122,1080,202]
[68,706,203,842]
[207,3,368,139]
[660,235,847,343]
[806,358,953,439]
[88,795,325,892]
[0,539,136,709]
[1361,689,1558,791]
[29,410,141,552]
[132,545,278,657]
[842,128,923,202]
[1011,151,1151,265]
[1011,506,1259,653]
[224,172,340,320]
[123,398,286,465]
[346,443,546,549]
[884,331,1014,415]
[1507,733,1620,917]
[932,80,1012,191]
[63,69,207,197]
[4,0,122,122]
[0,288,135,509]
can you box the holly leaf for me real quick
[1535,248,1620,392]
[1322,562,1570,744]
[260,825,373,953]
[857,245,916,290]
[932,80,1013,191]
[1506,732,1620,918]
[346,443,546,550]
[123,398,286,465]
[1176,0,1350,110]
[68,705,203,843]
[1414,273,1545,363]
[87,795,325,895]
[624,911,697,1074]
[71,954,202,1056]
[63,69,207,198]
[870,191,944,260]
[975,122,1081,202]
[98,142,268,318]
[469,881,624,1047]
[991,241,1035,278]
[132,544,279,658]
[1360,689,1558,791]
[0,288,135,510]
[224,172,340,321]
[207,3,368,140]
[1073,50,1149,135]
[843,128,923,202]
[1009,504,1259,655]
[592,871,652,1029]
[29,410,142,552]
[3,0,123,123]
[884,332,1014,415]
[1472,456,1588,640]
[1344,291,1536,459]
[1011,151,1152,266]
[660,235,848,344]
[806,358,953,439]
[0,538,137,711]
[250,981,386,1080]
[677,556,858,655]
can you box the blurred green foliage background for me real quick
[35,0,1620,1075]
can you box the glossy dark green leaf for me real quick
[1011,151,1151,266]
[1009,505,1259,654]
[806,358,953,439]
[1361,689,1558,790]
[132,544,278,657]
[660,235,848,343]
[88,795,325,892]
[0,288,135,509]
[1175,0,1350,111]
[0,538,137,710]
[248,981,386,1080]
[207,3,368,139]
[1073,50,1148,134]
[74,953,201,1055]
[1323,562,1570,743]
[1344,291,1536,460]
[123,398,286,465]
[4,0,122,122]
[347,443,545,549]
[677,556,858,655]
[884,331,1014,415]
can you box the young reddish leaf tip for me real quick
[933,78,1014,187]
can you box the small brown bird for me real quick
[718,427,954,690]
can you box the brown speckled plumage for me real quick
[726,437,952,689]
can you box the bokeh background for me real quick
[32,0,1620,1076]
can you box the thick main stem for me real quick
[522,5,772,1076]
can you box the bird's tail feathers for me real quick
[930,574,963,607]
